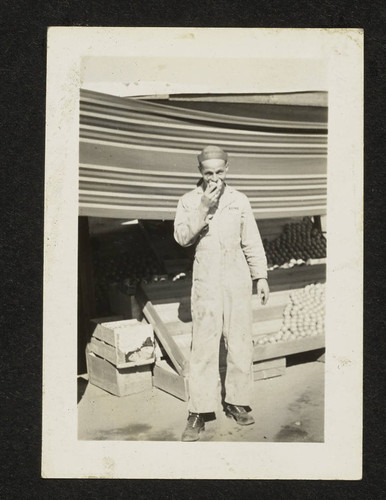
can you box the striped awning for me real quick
[79,89,327,220]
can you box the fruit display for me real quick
[91,226,165,315]
[256,283,325,345]
[90,216,326,315]
[263,217,326,270]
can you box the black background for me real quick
[1,1,384,497]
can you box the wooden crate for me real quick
[253,357,286,381]
[86,346,152,397]
[90,318,154,366]
[153,360,189,401]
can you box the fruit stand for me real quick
[78,90,327,383]
[80,213,326,394]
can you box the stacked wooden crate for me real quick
[86,318,155,396]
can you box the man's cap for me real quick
[197,145,228,164]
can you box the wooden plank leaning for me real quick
[136,284,188,377]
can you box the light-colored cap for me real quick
[197,145,228,164]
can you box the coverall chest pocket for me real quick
[219,206,241,244]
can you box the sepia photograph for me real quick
[43,28,362,479]
[78,56,327,443]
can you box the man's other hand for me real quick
[255,278,270,305]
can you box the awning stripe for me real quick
[80,123,326,149]
[81,89,327,131]
[79,175,326,191]
[80,162,326,180]
[81,137,327,156]
[80,110,327,142]
[80,189,326,202]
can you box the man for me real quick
[174,145,270,441]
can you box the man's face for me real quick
[199,159,228,190]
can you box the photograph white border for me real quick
[43,27,363,479]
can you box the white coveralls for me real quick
[174,184,268,413]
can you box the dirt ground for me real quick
[78,357,324,442]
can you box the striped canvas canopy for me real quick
[79,89,327,220]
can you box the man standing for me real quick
[174,145,270,441]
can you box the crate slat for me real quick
[89,337,155,369]
[252,357,286,381]
[86,346,152,397]
[152,360,189,401]
[253,334,325,361]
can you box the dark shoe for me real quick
[225,404,255,426]
[181,413,205,442]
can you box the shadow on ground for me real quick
[77,377,88,404]
[84,423,179,441]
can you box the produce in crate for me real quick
[256,283,325,345]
